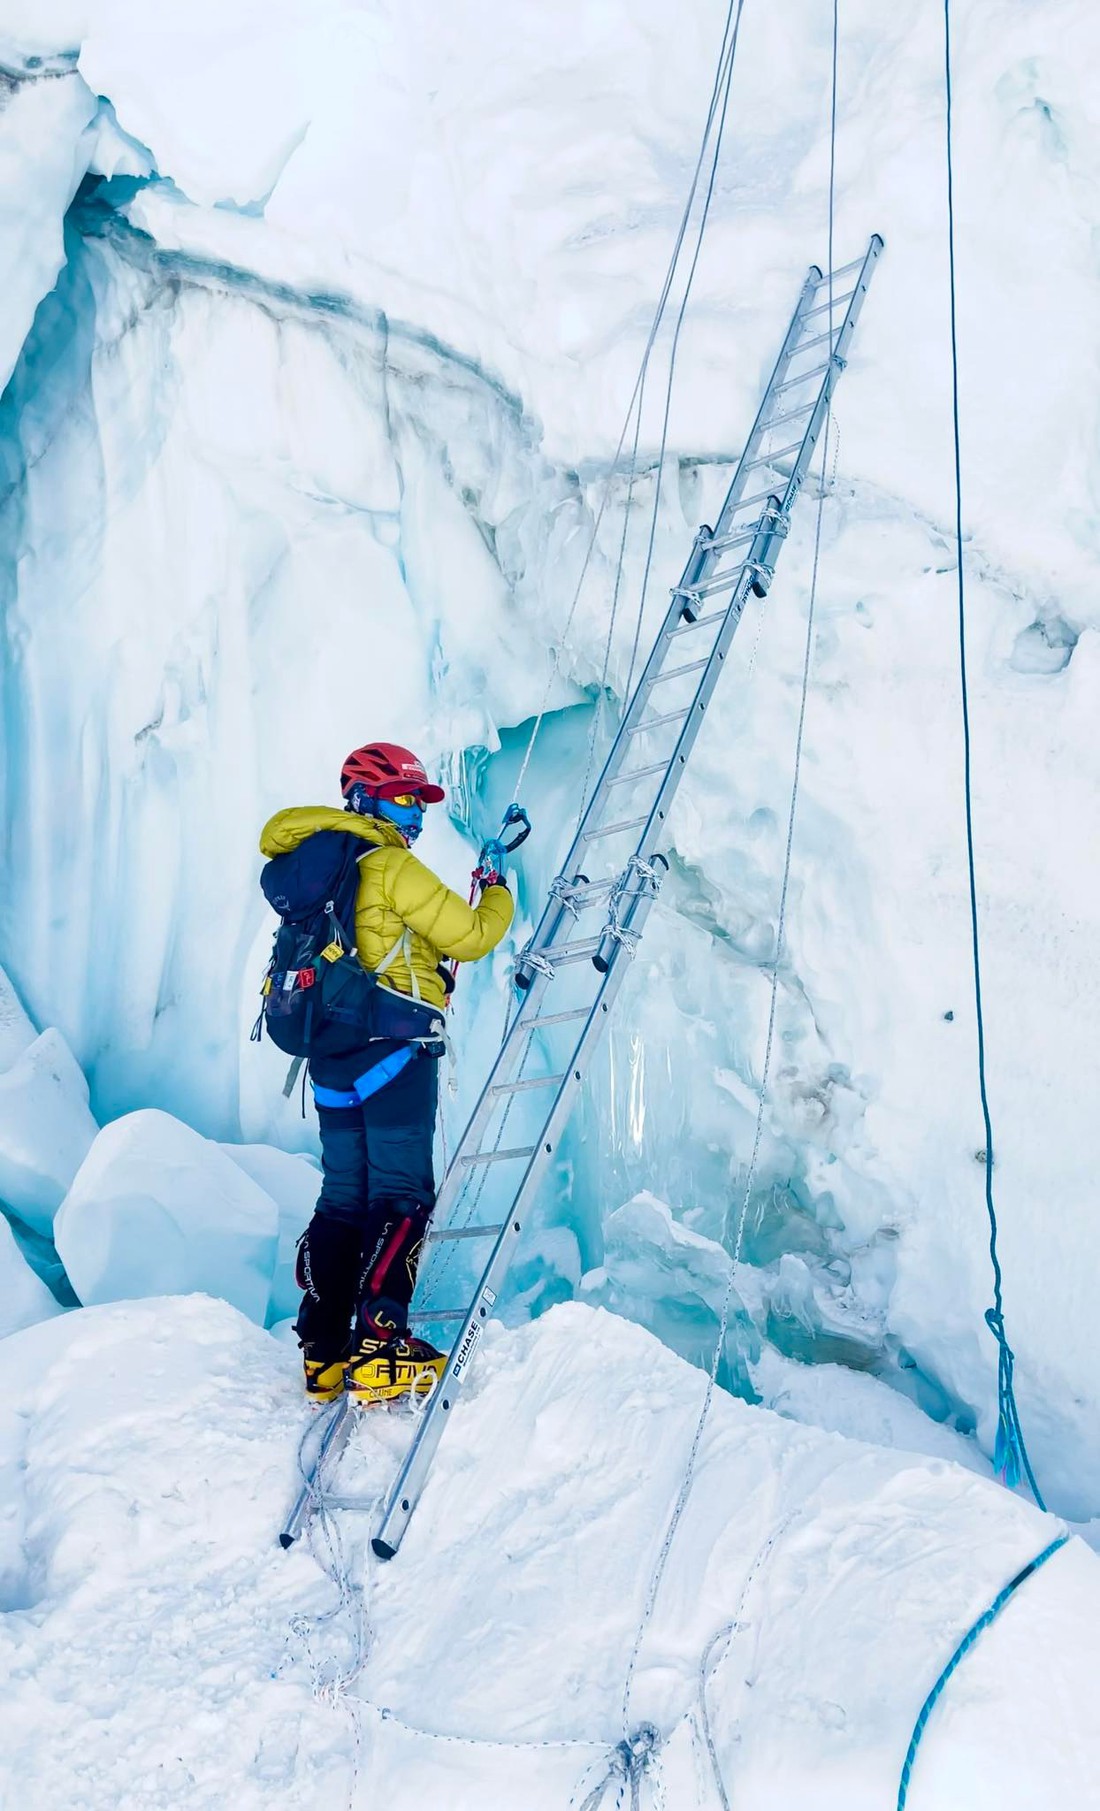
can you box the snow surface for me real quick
[0,1294,1097,1810]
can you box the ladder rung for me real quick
[409,1308,468,1323]
[427,1222,504,1242]
[745,440,803,470]
[646,656,709,687]
[491,1073,565,1097]
[551,937,602,961]
[824,253,866,281]
[791,329,835,355]
[518,1007,590,1029]
[627,708,690,735]
[581,815,649,841]
[773,362,829,394]
[668,609,727,638]
[729,487,785,512]
[460,1146,536,1167]
[605,759,667,786]
[801,289,855,320]
[760,401,814,431]
[690,565,756,600]
[701,526,761,554]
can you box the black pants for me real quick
[295,1054,438,1356]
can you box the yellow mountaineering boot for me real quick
[345,1333,446,1405]
[303,1354,348,1403]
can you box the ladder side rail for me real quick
[425,962,559,1228]
[546,243,886,1002]
[279,1394,354,1549]
[748,234,886,595]
[776,234,884,528]
[373,886,661,1559]
[514,268,827,981]
[424,241,886,1315]
[589,572,758,974]
[703,267,823,551]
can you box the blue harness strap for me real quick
[354,1046,416,1099]
[311,1082,360,1109]
[312,1045,417,1110]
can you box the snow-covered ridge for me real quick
[1,1295,1097,1809]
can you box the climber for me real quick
[259,742,513,1405]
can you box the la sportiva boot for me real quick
[294,1213,364,1401]
[345,1295,446,1405]
[302,1350,349,1402]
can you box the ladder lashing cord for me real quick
[942,0,1044,1511]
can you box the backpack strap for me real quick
[373,926,422,1000]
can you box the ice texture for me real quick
[0,1295,1097,1808]
[0,966,36,1072]
[0,1028,99,1235]
[54,1108,278,1323]
[0,1211,62,1340]
[219,1141,318,1326]
[0,0,1097,1521]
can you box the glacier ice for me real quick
[0,1210,62,1340]
[0,0,1097,1524]
[54,1108,279,1323]
[0,965,36,1071]
[220,1140,318,1327]
[0,1027,99,1236]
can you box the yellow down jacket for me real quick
[259,806,513,1011]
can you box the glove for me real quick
[481,871,508,890]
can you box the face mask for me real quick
[375,797,424,844]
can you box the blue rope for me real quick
[896,1533,1068,1809]
[943,0,1044,1511]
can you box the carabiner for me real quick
[500,802,532,854]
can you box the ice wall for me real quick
[1,0,1098,1516]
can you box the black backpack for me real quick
[255,830,381,1062]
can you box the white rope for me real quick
[616,0,841,1743]
[515,0,744,802]
[618,384,835,1750]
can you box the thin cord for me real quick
[515,0,743,800]
[621,0,746,707]
[578,0,746,815]
[618,8,838,1740]
[943,0,1044,1510]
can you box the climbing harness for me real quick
[942,0,1043,1507]
[896,1533,1069,1809]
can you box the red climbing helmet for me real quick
[340,742,445,804]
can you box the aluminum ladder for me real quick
[279,234,884,1559]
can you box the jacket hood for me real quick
[259,805,408,859]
